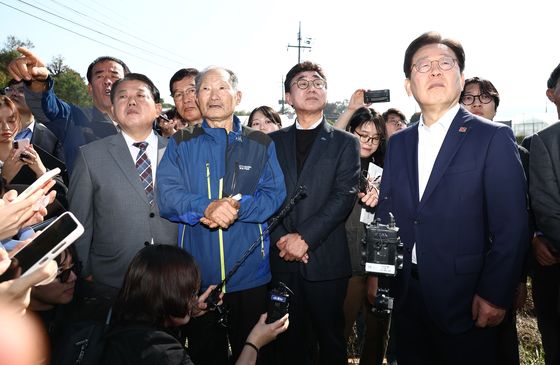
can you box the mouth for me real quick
[1,133,12,138]
[428,83,445,90]
[104,88,112,96]
[126,109,140,115]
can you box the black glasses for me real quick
[171,88,196,100]
[56,262,81,283]
[291,79,327,90]
[461,94,493,105]
[355,130,381,144]
[386,119,406,127]
[412,56,457,73]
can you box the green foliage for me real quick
[51,68,92,108]
[0,36,34,88]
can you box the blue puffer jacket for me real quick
[156,116,286,293]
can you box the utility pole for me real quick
[278,76,286,113]
[287,21,312,63]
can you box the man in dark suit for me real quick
[528,62,560,365]
[69,73,176,299]
[375,32,528,365]
[268,61,360,365]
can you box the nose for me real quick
[1,121,9,130]
[128,96,137,106]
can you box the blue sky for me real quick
[1,0,559,124]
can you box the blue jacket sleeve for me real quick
[24,77,71,141]
[237,141,286,223]
[156,138,213,225]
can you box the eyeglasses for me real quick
[172,88,196,100]
[56,263,80,283]
[461,93,493,105]
[386,119,406,127]
[355,130,382,144]
[3,86,24,94]
[291,78,327,90]
[412,56,457,73]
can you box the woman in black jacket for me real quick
[102,244,288,365]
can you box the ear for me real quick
[285,92,292,106]
[155,103,163,115]
[235,90,242,106]
[546,88,555,103]
[111,105,115,117]
[459,72,465,90]
[404,79,412,97]
[87,83,93,97]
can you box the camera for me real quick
[364,89,390,103]
[371,288,393,314]
[361,215,403,276]
[265,282,292,324]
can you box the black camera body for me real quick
[372,288,393,314]
[265,282,292,324]
[361,216,403,276]
[364,89,390,103]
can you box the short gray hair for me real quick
[195,66,238,93]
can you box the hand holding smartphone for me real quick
[11,167,60,204]
[0,212,84,282]
[12,138,30,159]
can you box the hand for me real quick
[358,187,379,208]
[203,198,240,229]
[276,233,309,263]
[1,148,25,184]
[0,247,58,315]
[471,294,505,328]
[347,89,370,112]
[245,313,289,349]
[532,235,559,266]
[192,285,222,317]
[20,145,47,178]
[0,183,56,240]
[366,275,378,305]
[7,47,49,84]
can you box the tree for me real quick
[47,55,69,77]
[51,67,92,108]
[324,100,348,123]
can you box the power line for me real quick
[0,1,173,71]
[46,0,190,64]
[14,0,183,68]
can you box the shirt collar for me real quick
[418,104,460,133]
[121,130,158,147]
[296,116,323,130]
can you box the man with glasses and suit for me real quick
[375,32,528,364]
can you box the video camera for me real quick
[361,213,403,313]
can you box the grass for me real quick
[347,279,546,365]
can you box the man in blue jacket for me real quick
[8,47,130,172]
[157,66,286,365]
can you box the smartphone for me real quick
[0,212,84,282]
[11,167,61,204]
[364,89,391,103]
[13,138,30,159]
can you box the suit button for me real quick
[414,220,419,224]
[144,241,150,246]
[149,213,155,218]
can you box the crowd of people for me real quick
[0,30,559,365]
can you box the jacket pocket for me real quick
[454,253,484,275]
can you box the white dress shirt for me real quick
[413,104,460,263]
[121,130,159,183]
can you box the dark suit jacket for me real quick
[69,133,177,289]
[376,107,529,334]
[269,120,360,281]
[31,122,65,163]
[529,122,560,249]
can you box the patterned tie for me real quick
[133,142,154,205]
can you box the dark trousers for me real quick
[266,271,348,365]
[531,263,560,365]
[496,309,520,365]
[396,275,498,365]
[183,285,267,365]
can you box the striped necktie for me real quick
[132,142,154,205]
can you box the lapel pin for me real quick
[458,127,468,133]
